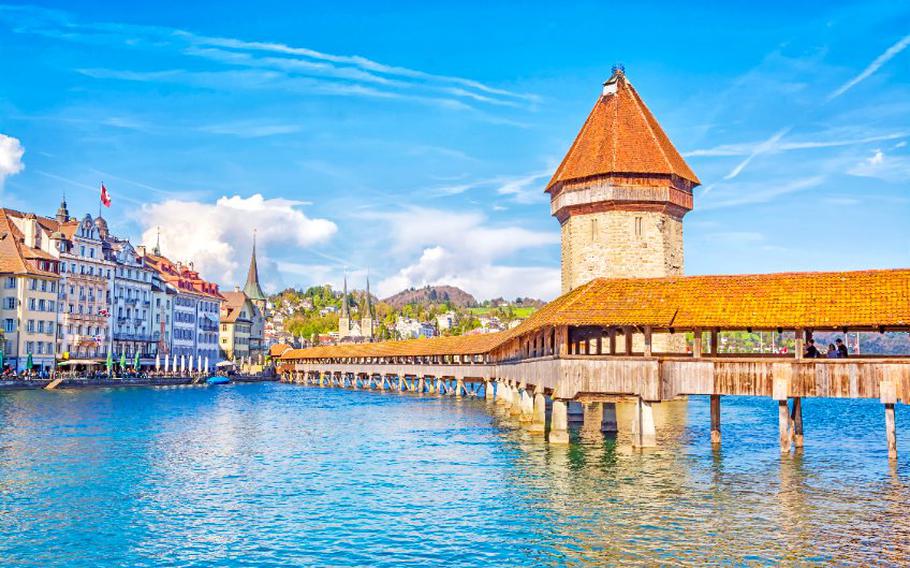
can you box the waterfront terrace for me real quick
[281,267,910,458]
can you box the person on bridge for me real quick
[836,338,849,358]
[826,344,838,358]
[804,339,821,358]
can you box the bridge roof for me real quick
[511,268,910,332]
[546,69,700,193]
[280,268,910,361]
[280,332,506,360]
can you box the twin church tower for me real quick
[548,67,700,294]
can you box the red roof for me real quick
[547,70,700,193]
[143,252,224,301]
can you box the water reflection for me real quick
[0,384,907,566]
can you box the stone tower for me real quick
[547,68,701,294]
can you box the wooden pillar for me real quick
[881,379,898,459]
[710,329,719,355]
[548,399,569,444]
[710,394,721,444]
[632,397,656,447]
[778,400,791,453]
[643,326,653,357]
[557,326,569,357]
[609,327,617,355]
[693,329,703,359]
[794,328,804,360]
[624,327,633,355]
[790,397,803,447]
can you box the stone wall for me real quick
[560,209,684,293]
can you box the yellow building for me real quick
[0,210,62,372]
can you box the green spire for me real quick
[243,230,267,301]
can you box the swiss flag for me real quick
[100,183,112,207]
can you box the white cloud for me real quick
[138,194,336,288]
[686,131,907,157]
[370,207,560,300]
[428,169,551,203]
[848,149,910,183]
[0,133,25,189]
[829,33,910,100]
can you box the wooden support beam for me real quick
[790,397,803,447]
[609,327,617,355]
[881,380,898,460]
[795,328,804,360]
[778,400,791,453]
[624,327,633,355]
[643,326,653,357]
[710,329,719,356]
[693,329,703,359]
[710,394,721,445]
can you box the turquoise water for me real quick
[1,383,908,566]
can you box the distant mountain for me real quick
[383,285,477,309]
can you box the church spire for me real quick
[364,273,373,318]
[55,192,70,223]
[153,226,161,256]
[243,230,267,301]
[341,273,350,318]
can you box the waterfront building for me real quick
[0,210,62,371]
[219,290,255,361]
[106,237,156,360]
[4,204,115,360]
[140,249,223,366]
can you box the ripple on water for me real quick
[0,384,908,566]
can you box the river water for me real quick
[0,382,907,566]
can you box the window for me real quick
[25,341,34,354]
[634,216,643,237]
[40,280,47,292]
[80,245,85,257]
[28,298,36,310]
[4,297,14,309]
[4,277,14,289]
[4,319,14,332]
[27,320,35,332]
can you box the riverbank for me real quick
[0,374,278,391]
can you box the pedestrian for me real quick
[805,339,820,358]
[836,338,849,358]
[826,344,838,358]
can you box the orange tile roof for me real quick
[281,268,910,361]
[0,210,60,278]
[281,332,505,361]
[509,268,910,333]
[220,291,250,323]
[546,70,700,193]
[270,343,292,357]
[143,252,225,301]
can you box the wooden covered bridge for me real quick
[280,268,910,458]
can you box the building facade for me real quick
[140,248,224,366]
[219,290,254,361]
[0,210,62,372]
[107,238,156,359]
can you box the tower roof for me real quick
[243,232,267,301]
[546,69,700,193]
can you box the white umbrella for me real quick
[155,353,160,371]
[195,355,201,373]
[204,356,209,373]
[180,355,185,374]
[164,354,170,374]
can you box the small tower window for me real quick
[634,216,643,237]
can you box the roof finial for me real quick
[603,64,626,97]
[153,226,161,255]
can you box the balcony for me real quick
[112,332,153,342]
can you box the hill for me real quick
[382,285,477,309]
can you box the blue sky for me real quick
[0,1,908,300]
